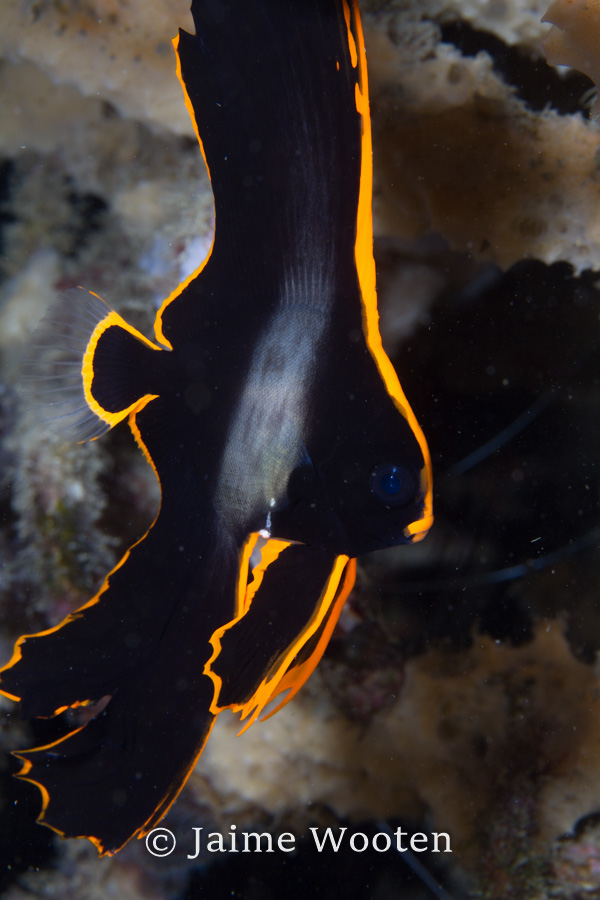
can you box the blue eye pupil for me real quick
[370,462,417,508]
[380,472,403,496]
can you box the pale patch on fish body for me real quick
[215,268,331,531]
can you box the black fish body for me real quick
[0,0,432,854]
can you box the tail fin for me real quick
[22,287,164,442]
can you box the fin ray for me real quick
[22,288,163,442]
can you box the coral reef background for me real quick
[0,0,599,898]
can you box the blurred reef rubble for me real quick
[0,1,599,898]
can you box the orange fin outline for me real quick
[204,545,355,732]
[346,0,433,540]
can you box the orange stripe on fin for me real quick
[259,557,357,721]
[81,294,161,435]
[205,548,354,733]
[349,0,433,539]
[21,287,163,443]
[203,535,292,712]
[153,33,215,350]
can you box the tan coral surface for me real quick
[0,0,194,134]
[195,626,600,864]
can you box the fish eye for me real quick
[370,463,418,508]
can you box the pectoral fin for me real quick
[23,287,164,443]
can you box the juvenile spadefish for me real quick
[0,0,432,854]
